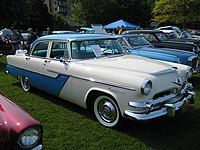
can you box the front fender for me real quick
[84,87,118,107]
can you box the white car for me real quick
[6,34,195,128]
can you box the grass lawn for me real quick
[0,56,200,150]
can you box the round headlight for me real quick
[186,67,193,79]
[141,79,152,95]
[18,127,41,149]
[177,58,181,64]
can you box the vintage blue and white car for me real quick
[118,34,199,73]
[7,34,195,128]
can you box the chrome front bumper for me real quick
[124,83,195,121]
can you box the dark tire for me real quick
[20,76,31,92]
[93,95,122,128]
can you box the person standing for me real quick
[27,28,38,49]
[10,27,22,53]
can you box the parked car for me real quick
[123,30,200,56]
[118,34,199,73]
[170,31,200,47]
[156,26,181,34]
[79,27,94,33]
[0,92,43,150]
[52,30,76,34]
[7,34,195,128]
[0,29,13,55]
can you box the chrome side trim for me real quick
[71,75,136,92]
[150,68,176,75]
[47,69,62,74]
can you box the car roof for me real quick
[159,30,177,33]
[116,34,141,38]
[52,30,76,34]
[37,33,116,41]
[123,30,163,34]
[31,33,118,48]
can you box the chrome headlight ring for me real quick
[186,67,193,79]
[18,127,42,149]
[141,79,152,95]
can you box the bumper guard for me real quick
[124,83,195,121]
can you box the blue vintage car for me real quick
[118,34,199,73]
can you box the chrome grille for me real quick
[153,91,172,100]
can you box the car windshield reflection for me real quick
[124,36,151,47]
[155,33,169,41]
[71,39,125,59]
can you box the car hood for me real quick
[163,40,196,47]
[70,55,182,94]
[135,46,196,57]
[0,93,41,137]
[80,55,174,75]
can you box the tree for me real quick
[69,0,153,27]
[25,0,53,30]
[153,0,200,28]
[0,0,53,30]
[0,0,26,28]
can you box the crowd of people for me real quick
[0,27,52,54]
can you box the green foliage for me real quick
[52,13,69,29]
[0,0,52,30]
[153,0,200,28]
[70,0,153,27]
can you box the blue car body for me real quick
[130,46,180,63]
[118,34,199,72]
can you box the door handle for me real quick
[44,60,51,63]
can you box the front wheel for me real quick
[20,76,31,92]
[93,95,122,128]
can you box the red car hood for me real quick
[0,93,41,142]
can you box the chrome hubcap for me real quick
[22,77,30,89]
[98,99,117,123]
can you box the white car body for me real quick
[6,34,195,127]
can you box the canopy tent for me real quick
[104,19,139,29]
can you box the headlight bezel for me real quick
[141,79,153,95]
[186,67,193,79]
[18,126,42,149]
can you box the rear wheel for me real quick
[93,95,122,128]
[20,76,31,92]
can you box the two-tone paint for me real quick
[6,34,195,127]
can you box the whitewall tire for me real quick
[20,76,31,92]
[93,95,122,128]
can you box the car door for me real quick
[42,41,72,96]
[24,41,49,90]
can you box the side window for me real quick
[142,34,157,42]
[50,42,68,60]
[72,41,95,59]
[31,42,48,57]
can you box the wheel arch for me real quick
[84,88,119,112]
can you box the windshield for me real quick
[180,32,192,38]
[71,39,125,59]
[124,36,151,47]
[155,32,169,41]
